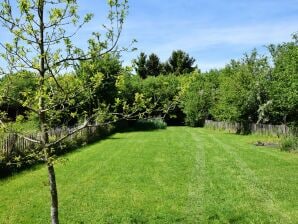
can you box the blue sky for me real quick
[108,0,298,71]
[116,0,298,71]
[1,0,298,72]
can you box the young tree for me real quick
[0,0,128,223]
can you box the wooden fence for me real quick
[204,120,297,136]
[0,124,107,159]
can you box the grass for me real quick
[0,127,297,223]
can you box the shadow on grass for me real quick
[0,120,166,179]
[115,119,167,133]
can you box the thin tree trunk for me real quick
[37,1,60,223]
[47,163,59,224]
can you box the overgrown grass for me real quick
[280,136,298,151]
[0,127,297,223]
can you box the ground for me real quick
[0,127,297,223]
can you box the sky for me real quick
[85,0,297,71]
[1,0,297,72]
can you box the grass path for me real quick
[192,129,297,223]
[0,127,297,223]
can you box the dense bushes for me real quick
[133,118,167,131]
[280,136,298,152]
[1,37,296,130]
[179,71,219,126]
[122,36,297,131]
[211,37,297,128]
[129,35,298,130]
[116,73,183,124]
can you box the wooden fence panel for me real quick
[0,125,104,161]
[205,120,296,136]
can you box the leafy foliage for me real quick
[211,50,271,132]
[75,53,122,118]
[0,71,38,120]
[280,136,298,151]
[145,53,162,76]
[164,50,197,75]
[180,71,219,127]
[133,52,147,79]
[116,72,182,123]
[266,35,298,125]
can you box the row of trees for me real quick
[180,35,298,130]
[124,34,298,130]
[133,50,197,78]
[1,35,297,131]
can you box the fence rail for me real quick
[204,120,297,136]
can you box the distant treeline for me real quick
[0,34,297,133]
[131,34,298,132]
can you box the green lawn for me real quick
[0,127,297,223]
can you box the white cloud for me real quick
[120,19,298,70]
[147,20,297,53]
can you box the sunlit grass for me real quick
[0,127,297,223]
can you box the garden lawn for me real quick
[0,127,297,223]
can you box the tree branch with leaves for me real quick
[0,1,130,223]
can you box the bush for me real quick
[134,118,167,131]
[280,136,298,151]
[116,73,183,125]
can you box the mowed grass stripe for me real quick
[190,128,298,223]
[214,131,298,222]
[191,128,263,223]
[57,129,197,223]
[204,131,288,223]
[185,128,206,223]
[0,127,298,223]
[0,128,199,223]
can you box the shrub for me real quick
[134,118,167,131]
[280,136,298,151]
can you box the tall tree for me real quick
[180,71,219,127]
[164,50,197,75]
[133,52,147,79]
[146,53,162,76]
[266,34,298,125]
[76,53,122,116]
[0,0,128,223]
[211,50,270,133]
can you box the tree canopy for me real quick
[164,50,197,75]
